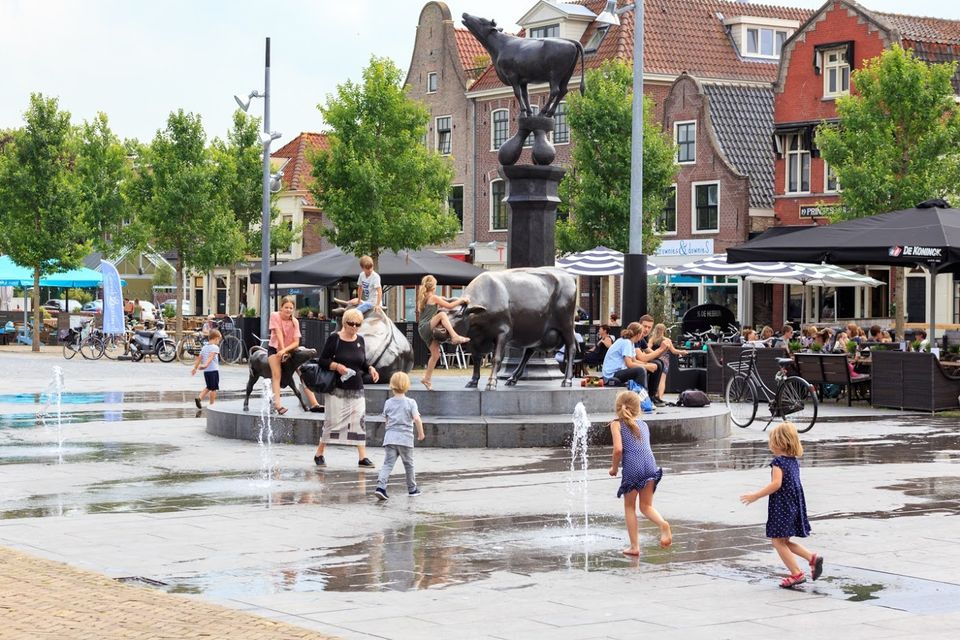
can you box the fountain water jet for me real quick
[37,366,65,463]
[566,402,591,534]
[257,379,276,506]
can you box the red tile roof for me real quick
[455,28,489,76]
[271,132,329,206]
[468,0,814,93]
[875,11,960,45]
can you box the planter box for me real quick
[870,351,960,412]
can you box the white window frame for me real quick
[554,101,570,145]
[823,47,850,99]
[658,184,678,236]
[528,23,559,39]
[435,115,452,156]
[824,161,841,194]
[447,184,464,233]
[745,27,789,58]
[691,181,720,234]
[490,108,510,151]
[785,134,811,195]
[489,179,507,232]
[426,72,438,94]
[675,120,697,165]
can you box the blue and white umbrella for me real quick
[556,246,662,276]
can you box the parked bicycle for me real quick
[59,320,104,360]
[724,347,818,433]
[176,320,244,365]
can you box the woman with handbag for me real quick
[313,308,380,468]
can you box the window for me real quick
[491,109,509,150]
[693,182,719,232]
[659,186,677,235]
[528,23,559,39]
[584,26,608,53]
[490,179,507,231]
[675,121,696,164]
[824,162,841,193]
[746,27,789,57]
[554,102,569,144]
[523,104,540,147]
[427,72,438,93]
[436,116,451,155]
[823,48,850,97]
[786,134,810,194]
[448,185,464,231]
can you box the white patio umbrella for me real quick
[555,246,662,276]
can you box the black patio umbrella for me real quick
[727,199,960,342]
[251,247,484,287]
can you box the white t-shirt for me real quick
[357,271,381,303]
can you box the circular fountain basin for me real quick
[206,377,729,447]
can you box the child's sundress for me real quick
[616,419,663,497]
[766,455,811,538]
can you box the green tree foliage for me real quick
[310,56,458,264]
[130,110,245,337]
[76,113,133,253]
[816,45,960,332]
[0,94,87,350]
[557,60,677,255]
[152,262,174,287]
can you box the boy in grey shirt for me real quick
[374,371,424,500]
[351,255,382,315]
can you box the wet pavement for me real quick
[1,352,959,638]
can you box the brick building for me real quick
[772,0,960,326]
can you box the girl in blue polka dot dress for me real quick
[609,391,672,556]
[741,422,824,588]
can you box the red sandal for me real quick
[810,554,824,581]
[779,572,806,588]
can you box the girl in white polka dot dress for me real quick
[740,422,823,588]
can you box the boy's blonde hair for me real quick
[389,371,410,394]
[359,255,374,269]
[615,390,642,437]
[769,422,803,457]
[207,328,222,341]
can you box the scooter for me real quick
[129,320,177,362]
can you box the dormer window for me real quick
[528,23,559,39]
[584,26,608,53]
[724,16,799,60]
[746,27,788,58]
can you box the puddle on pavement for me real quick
[0,407,207,428]
[158,515,767,597]
[0,390,249,405]
[0,441,176,467]
[814,476,960,520]
[700,563,960,614]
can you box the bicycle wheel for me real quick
[725,375,758,428]
[177,337,198,365]
[157,339,178,363]
[102,335,125,360]
[80,337,105,360]
[775,376,818,433]
[62,341,78,360]
[219,335,244,365]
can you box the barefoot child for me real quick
[609,391,672,555]
[192,329,221,408]
[417,274,471,391]
[374,372,425,500]
[740,422,823,588]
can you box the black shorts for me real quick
[267,346,278,357]
[203,370,220,391]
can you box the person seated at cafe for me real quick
[772,324,795,351]
[306,310,316,319]
[609,312,620,327]
[760,325,775,346]
[831,331,850,353]
[869,324,884,341]
[201,314,217,337]
[915,329,930,350]
[583,324,614,368]
[742,328,766,348]
[555,332,585,372]
[880,330,893,343]
[801,325,818,347]
[845,323,862,344]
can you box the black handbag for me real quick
[313,368,338,394]
[302,335,339,394]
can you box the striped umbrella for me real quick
[556,246,662,276]
[668,255,807,280]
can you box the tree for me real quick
[0,94,87,351]
[310,56,458,265]
[76,113,133,253]
[211,110,300,314]
[130,110,245,338]
[557,60,677,256]
[817,45,960,335]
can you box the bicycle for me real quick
[177,320,244,365]
[60,320,104,360]
[724,347,818,433]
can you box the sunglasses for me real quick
[345,321,362,328]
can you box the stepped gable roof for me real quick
[468,0,813,94]
[702,82,775,209]
[271,133,329,205]
[455,28,488,77]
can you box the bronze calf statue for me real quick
[243,346,317,412]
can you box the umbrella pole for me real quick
[929,265,938,349]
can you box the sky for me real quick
[3,0,960,146]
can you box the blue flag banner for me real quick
[100,260,125,335]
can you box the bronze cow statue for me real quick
[446,267,578,389]
[461,13,585,117]
[243,346,317,411]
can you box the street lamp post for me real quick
[235,37,281,340]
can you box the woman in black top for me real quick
[583,324,614,367]
[313,308,380,468]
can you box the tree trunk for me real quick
[32,268,41,352]
[175,263,184,341]
[894,266,906,341]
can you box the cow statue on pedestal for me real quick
[442,267,578,389]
